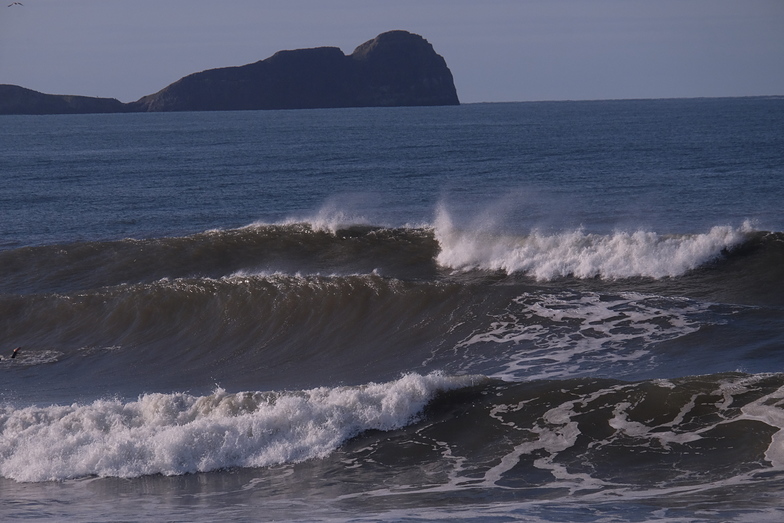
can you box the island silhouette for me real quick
[0,30,459,115]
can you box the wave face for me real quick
[0,224,440,296]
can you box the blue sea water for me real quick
[3,99,782,248]
[1,98,784,522]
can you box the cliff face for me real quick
[350,30,459,107]
[130,30,459,112]
[0,84,126,115]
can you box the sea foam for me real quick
[0,372,475,482]
[434,207,751,280]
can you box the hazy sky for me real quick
[2,0,783,103]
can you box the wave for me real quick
[0,274,494,396]
[1,274,749,390]
[434,207,755,280]
[1,220,782,394]
[337,372,784,500]
[6,370,784,496]
[0,223,439,295]
[0,372,478,482]
[0,274,469,356]
[2,214,781,298]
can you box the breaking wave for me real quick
[434,207,753,279]
[0,372,477,482]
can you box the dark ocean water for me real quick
[1,98,783,522]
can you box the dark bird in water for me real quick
[11,347,20,359]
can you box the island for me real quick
[0,85,126,115]
[0,31,459,115]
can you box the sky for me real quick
[1,0,783,104]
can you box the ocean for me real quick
[1,98,783,522]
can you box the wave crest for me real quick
[434,207,752,280]
[0,372,476,482]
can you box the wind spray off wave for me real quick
[434,207,753,279]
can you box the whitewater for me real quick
[434,206,753,279]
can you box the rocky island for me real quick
[0,31,459,115]
[0,85,127,115]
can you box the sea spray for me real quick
[0,372,477,482]
[434,206,753,279]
